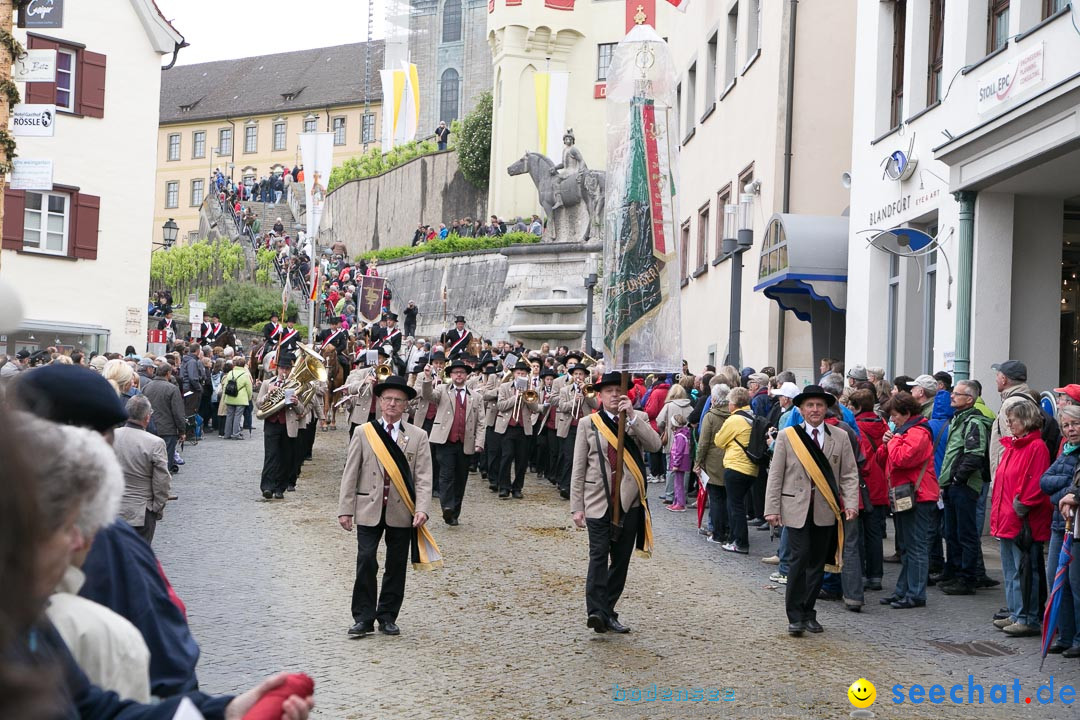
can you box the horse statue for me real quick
[320,344,346,430]
[507,151,605,242]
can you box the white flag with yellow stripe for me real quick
[534,71,569,160]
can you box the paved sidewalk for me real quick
[154,429,1079,719]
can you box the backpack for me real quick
[224,370,240,398]
[733,410,771,466]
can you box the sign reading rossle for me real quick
[11,104,56,137]
[977,43,1044,114]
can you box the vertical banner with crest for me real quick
[299,132,334,241]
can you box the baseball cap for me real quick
[770,381,800,400]
[905,374,938,393]
[991,360,1027,382]
[138,357,156,369]
[1054,384,1080,404]
[15,349,31,360]
[847,364,868,381]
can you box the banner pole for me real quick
[611,343,630,527]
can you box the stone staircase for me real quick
[240,199,298,237]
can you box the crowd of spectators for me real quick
[410,214,544,246]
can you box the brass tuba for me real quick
[256,343,328,419]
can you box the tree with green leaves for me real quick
[457,91,492,189]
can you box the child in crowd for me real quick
[667,414,692,512]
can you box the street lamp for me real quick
[722,191,757,367]
[154,218,179,251]
[583,253,599,354]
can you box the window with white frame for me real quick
[23,191,69,254]
[746,0,761,60]
[705,32,718,108]
[190,179,204,207]
[273,121,286,151]
[218,128,232,156]
[303,117,318,133]
[333,117,346,145]
[597,42,616,82]
[362,113,376,143]
[165,181,178,209]
[244,124,257,153]
[55,48,76,112]
[724,3,739,87]
[192,130,206,158]
[167,133,180,161]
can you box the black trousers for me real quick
[435,441,469,519]
[498,425,530,492]
[350,510,411,625]
[302,420,317,459]
[785,519,835,624]
[260,421,294,494]
[485,426,499,488]
[585,506,642,621]
[135,509,157,545]
[557,426,578,493]
[534,426,557,480]
[422,416,440,485]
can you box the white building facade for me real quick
[846,0,1080,398]
[1,0,182,356]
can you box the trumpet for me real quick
[375,363,392,381]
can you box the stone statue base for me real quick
[543,202,598,244]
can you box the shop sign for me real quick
[10,158,53,190]
[977,43,1043,114]
[11,104,56,137]
[19,0,64,28]
[13,49,56,82]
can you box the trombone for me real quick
[375,363,392,381]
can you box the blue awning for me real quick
[753,214,848,322]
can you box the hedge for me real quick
[357,231,539,263]
[208,283,299,328]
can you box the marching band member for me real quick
[343,348,385,437]
[422,358,484,526]
[571,371,661,634]
[410,351,446,481]
[255,354,307,500]
[444,315,472,360]
[493,361,541,499]
[338,375,436,639]
[552,351,583,393]
[556,364,598,500]
[480,362,501,487]
[534,369,559,485]
[382,312,403,354]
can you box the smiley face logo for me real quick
[848,678,876,709]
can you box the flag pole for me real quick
[611,343,630,528]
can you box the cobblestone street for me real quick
[154,428,1080,719]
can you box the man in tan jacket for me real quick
[113,395,171,544]
[338,375,433,638]
[571,371,661,634]
[494,361,541,498]
[422,358,484,525]
[556,364,597,499]
[764,385,858,637]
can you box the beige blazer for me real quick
[570,410,661,519]
[481,376,500,427]
[344,367,380,425]
[764,425,859,528]
[409,372,438,424]
[112,426,171,527]
[255,378,306,437]
[422,380,485,452]
[338,419,433,528]
[555,383,599,438]
[493,382,541,433]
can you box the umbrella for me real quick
[1041,516,1074,670]
[696,472,708,528]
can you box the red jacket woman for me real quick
[856,411,889,507]
[643,380,670,432]
[991,430,1052,542]
[876,415,939,504]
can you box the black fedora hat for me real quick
[430,350,447,363]
[454,315,466,323]
[793,384,836,407]
[569,364,590,376]
[374,375,417,400]
[592,371,626,391]
[511,360,531,372]
[446,358,473,373]
[539,368,557,379]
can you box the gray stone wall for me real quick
[381,242,602,349]
[319,150,487,257]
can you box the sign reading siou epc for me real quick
[977,43,1044,114]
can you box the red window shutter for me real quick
[25,36,59,105]
[79,51,107,118]
[1,189,26,250]
[71,192,101,260]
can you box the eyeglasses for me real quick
[380,397,408,405]
[1062,422,1080,430]
[950,392,975,399]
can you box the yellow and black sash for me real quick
[591,413,654,558]
[785,425,844,571]
[362,421,443,570]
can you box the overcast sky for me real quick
[155,0,394,66]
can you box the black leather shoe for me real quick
[262,491,273,499]
[286,485,296,492]
[499,490,510,498]
[560,489,570,499]
[818,590,841,601]
[976,576,1002,588]
[378,621,400,636]
[787,622,806,636]
[864,581,882,591]
[1047,642,1068,654]
[443,509,454,524]
[1064,645,1080,658]
[586,613,607,633]
[348,622,374,638]
[941,581,975,595]
[447,517,459,526]
[805,619,824,633]
[511,490,523,499]
[879,595,900,605]
[272,492,284,499]
[606,618,631,634]
[489,484,498,492]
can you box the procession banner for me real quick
[396,62,420,144]
[298,132,334,241]
[358,276,386,323]
[601,25,682,373]
[534,71,569,160]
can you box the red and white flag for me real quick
[665,0,690,11]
